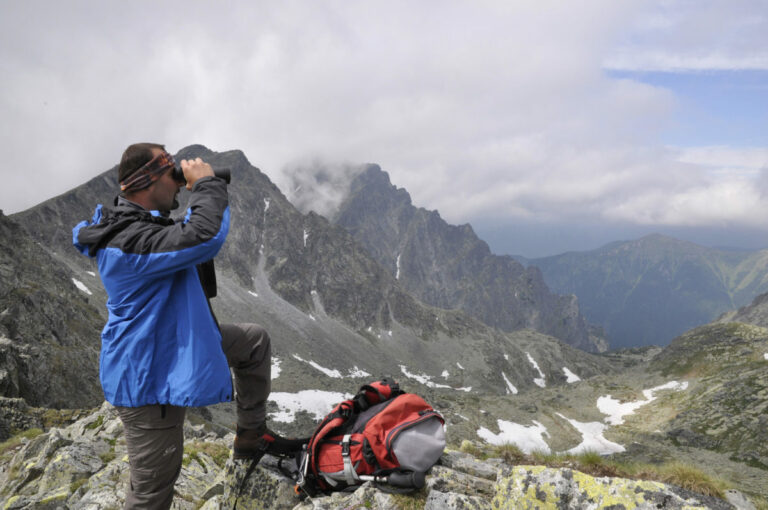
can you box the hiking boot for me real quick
[233,424,306,460]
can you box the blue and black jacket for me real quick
[72,177,233,407]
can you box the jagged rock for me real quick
[7,145,617,408]
[424,490,492,510]
[651,323,768,472]
[330,165,600,351]
[437,450,500,481]
[292,482,406,510]
[725,489,757,510]
[0,398,41,442]
[221,455,300,509]
[0,403,751,509]
[426,465,495,497]
[493,465,734,510]
[0,214,103,410]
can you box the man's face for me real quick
[146,148,182,211]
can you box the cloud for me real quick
[676,146,768,172]
[603,1,768,72]
[282,157,366,218]
[0,0,766,245]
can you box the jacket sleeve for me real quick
[110,177,230,278]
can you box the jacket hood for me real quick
[73,197,173,257]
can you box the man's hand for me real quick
[180,157,215,190]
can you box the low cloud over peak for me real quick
[1,1,766,255]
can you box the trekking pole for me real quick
[358,471,426,489]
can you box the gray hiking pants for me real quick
[116,323,271,510]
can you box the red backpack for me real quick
[295,378,446,495]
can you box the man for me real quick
[73,143,297,509]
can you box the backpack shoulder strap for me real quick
[306,399,355,477]
[354,378,404,411]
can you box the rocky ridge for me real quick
[2,147,767,507]
[8,146,613,400]
[326,165,601,352]
[0,402,746,509]
[719,290,768,327]
[648,322,768,469]
[0,212,102,415]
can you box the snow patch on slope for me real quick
[477,420,550,453]
[556,413,625,454]
[269,390,352,422]
[502,372,518,394]
[562,367,581,383]
[526,352,546,387]
[597,381,688,425]
[400,365,471,392]
[293,354,342,378]
[72,278,92,295]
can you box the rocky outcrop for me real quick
[0,213,102,410]
[719,291,768,328]
[0,404,746,509]
[650,322,768,470]
[330,165,600,351]
[490,465,733,510]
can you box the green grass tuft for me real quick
[459,440,487,459]
[99,451,116,464]
[183,441,230,469]
[492,443,526,465]
[452,441,732,500]
[69,477,89,494]
[654,462,727,499]
[85,415,105,430]
[752,494,768,510]
[389,489,427,510]
[0,428,44,461]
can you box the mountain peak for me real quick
[636,233,701,247]
[334,166,598,351]
[175,144,213,159]
[345,165,413,215]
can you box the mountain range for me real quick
[524,234,768,348]
[5,145,610,411]
[1,145,768,506]
[328,165,601,352]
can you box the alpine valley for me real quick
[522,234,768,349]
[0,146,765,509]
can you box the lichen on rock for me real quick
[0,403,749,509]
[492,465,732,510]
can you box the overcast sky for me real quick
[1,1,767,256]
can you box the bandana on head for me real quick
[120,152,176,193]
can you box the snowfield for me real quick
[269,390,352,422]
[271,358,282,380]
[556,413,625,455]
[562,367,581,383]
[501,371,518,394]
[597,381,688,425]
[291,354,370,379]
[476,380,689,455]
[525,352,546,388]
[477,420,550,453]
[400,365,471,392]
[292,354,343,378]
